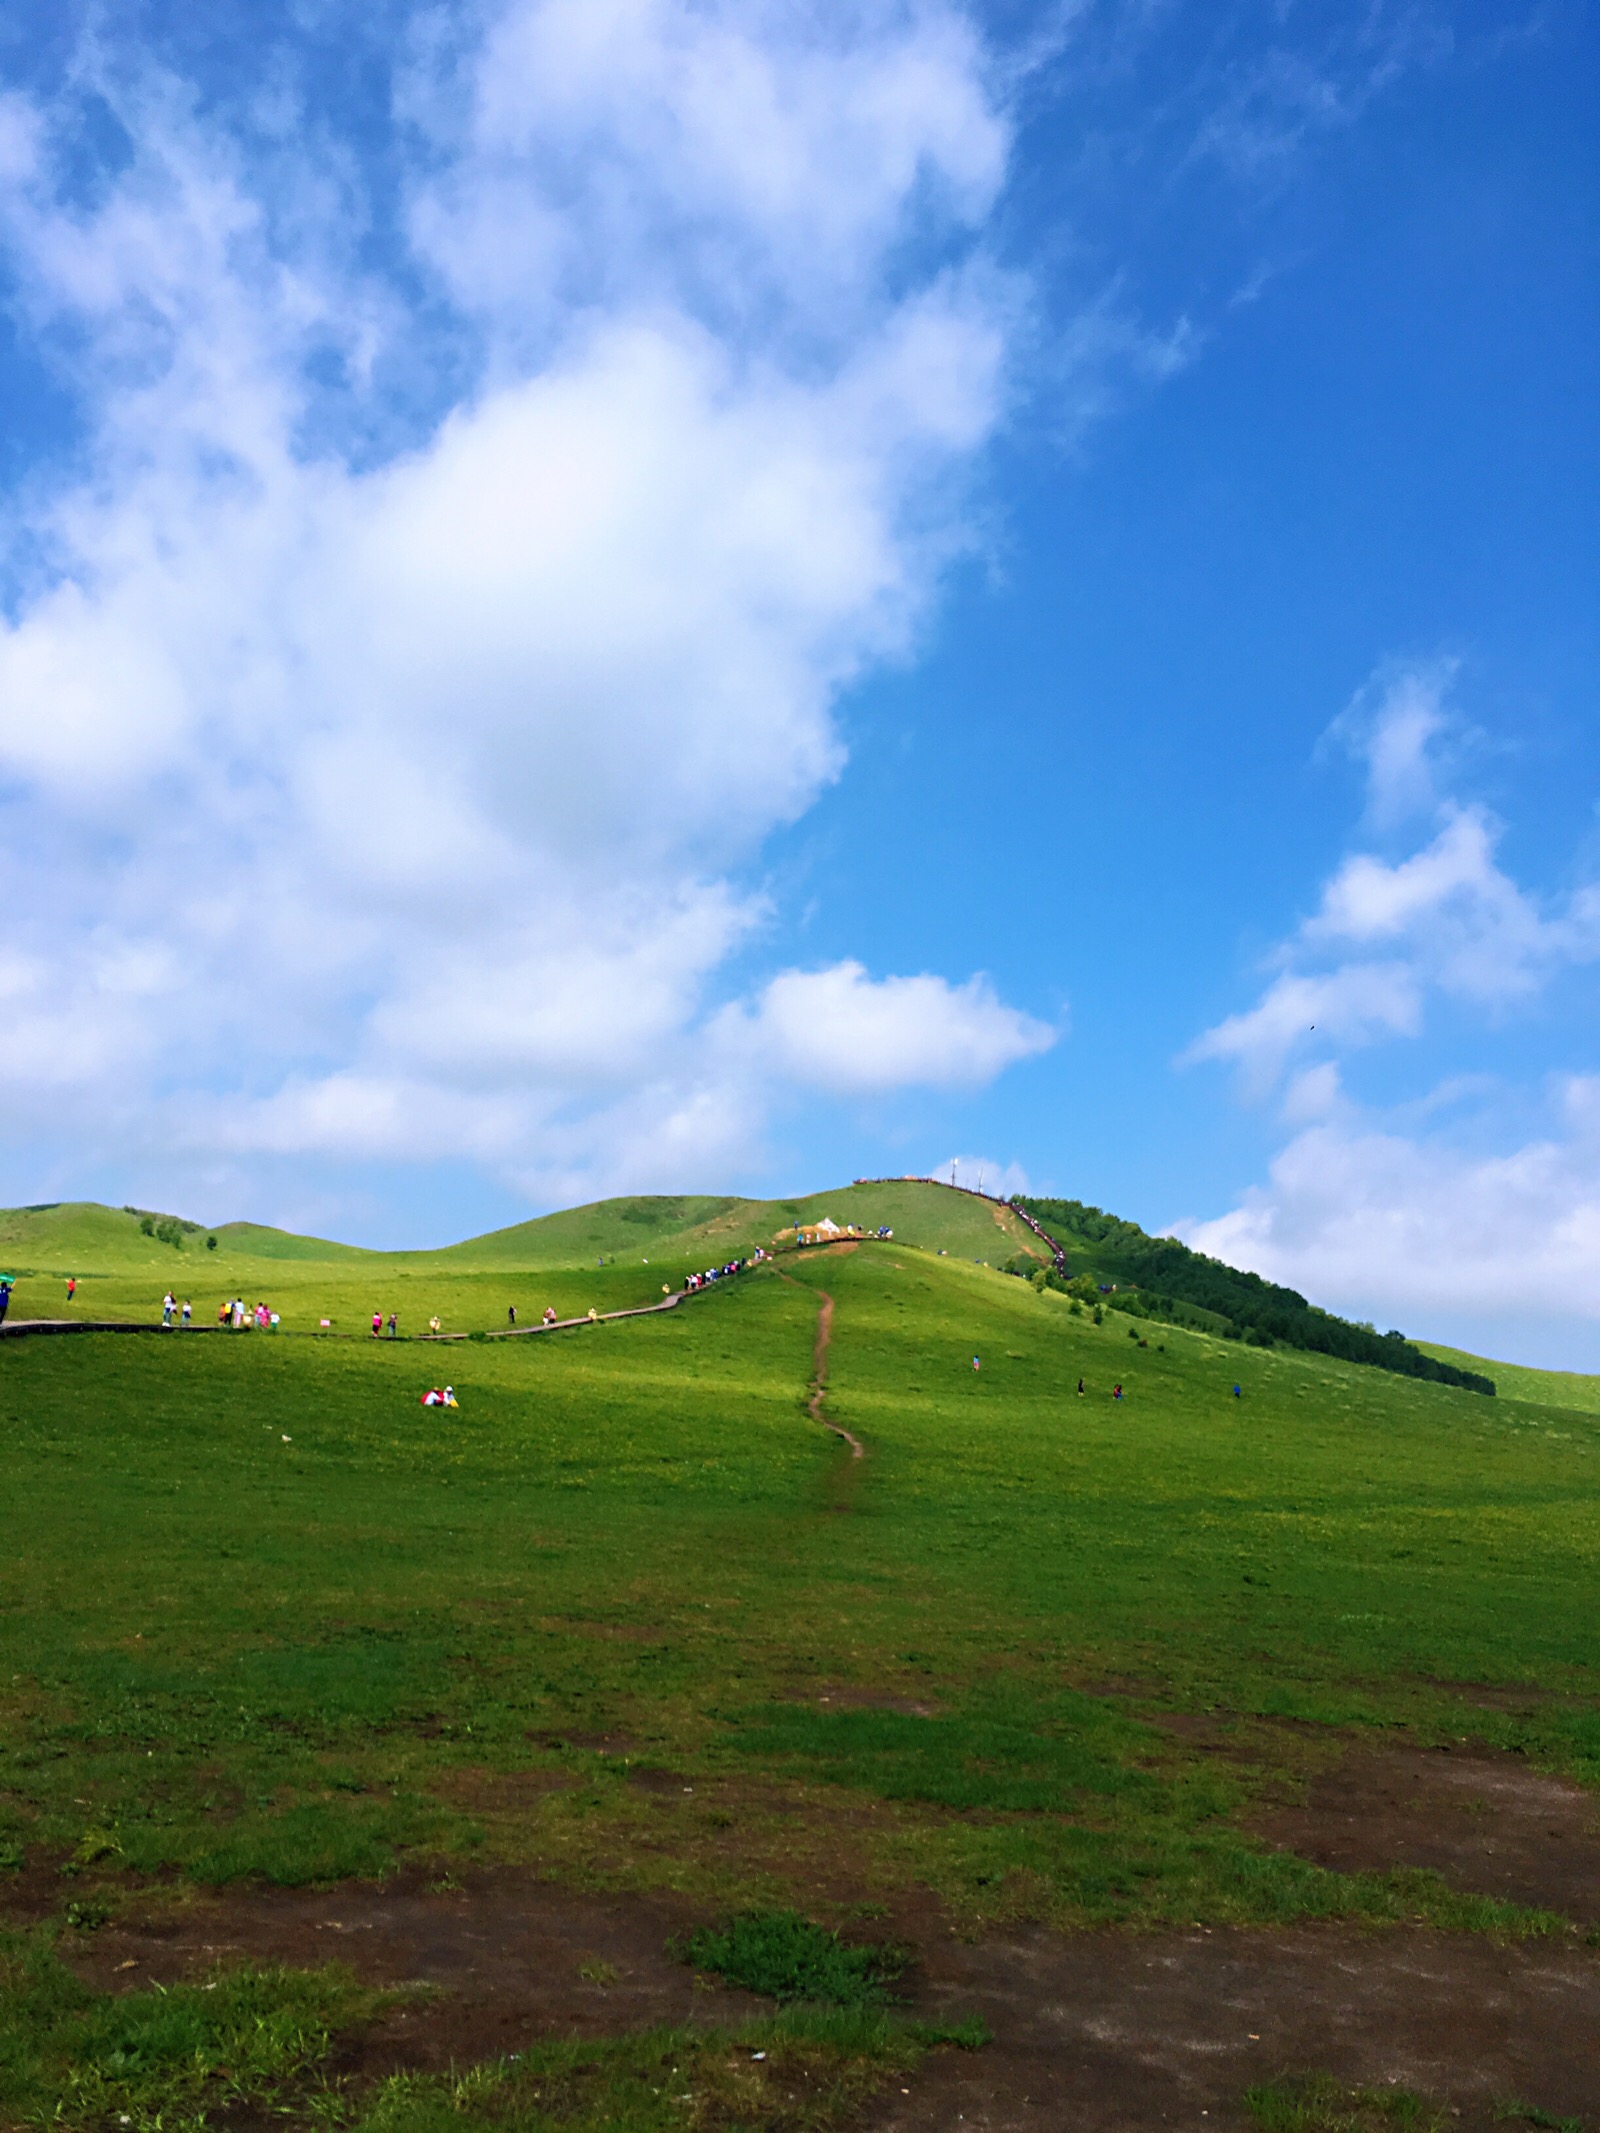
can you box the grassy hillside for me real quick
[1420,1341,1600,1415]
[2,1245,1595,1907]
[1,1228,1596,2126]
[435,1193,762,1266]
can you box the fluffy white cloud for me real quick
[718,961,1054,1096]
[0,2,1048,1206]
[1181,1076,1600,1339]
[1186,963,1420,1094]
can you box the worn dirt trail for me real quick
[808,1291,864,1461]
[779,1266,864,1464]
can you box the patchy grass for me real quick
[0,1927,969,2133]
[0,1929,381,2131]
[335,2006,983,2133]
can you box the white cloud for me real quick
[1180,1077,1600,1335]
[1185,963,1420,1094]
[718,961,1054,1096]
[0,3,1047,1207]
[1325,657,1455,827]
[1183,662,1600,1364]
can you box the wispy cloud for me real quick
[1186,663,1600,1096]
[1181,661,1600,1352]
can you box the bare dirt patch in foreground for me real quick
[1248,1738,1600,1924]
[31,1868,1600,2128]
[889,1918,1600,2131]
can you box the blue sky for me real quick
[0,1,1595,1365]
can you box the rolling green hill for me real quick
[0,1180,1037,1280]
[5,1183,1581,1406]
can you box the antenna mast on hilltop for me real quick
[950,1160,958,1188]
[977,1168,984,1197]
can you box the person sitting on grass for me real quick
[419,1386,458,1408]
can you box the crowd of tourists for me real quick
[682,1247,765,1293]
[212,1296,277,1330]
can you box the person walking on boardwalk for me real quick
[180,1299,191,1327]
[386,1311,398,1338]
[371,1311,382,1338]
[0,1277,12,1326]
[162,1291,175,1326]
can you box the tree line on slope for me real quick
[1013,1196,1496,1397]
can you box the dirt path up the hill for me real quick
[777,1264,864,1489]
[807,1290,863,1462]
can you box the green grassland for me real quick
[1,1184,1597,2126]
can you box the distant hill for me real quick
[0,1178,1035,1277]
[438,1180,1040,1268]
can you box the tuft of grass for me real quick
[1246,2072,1447,2132]
[1496,2104,1584,2133]
[678,1909,908,2006]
